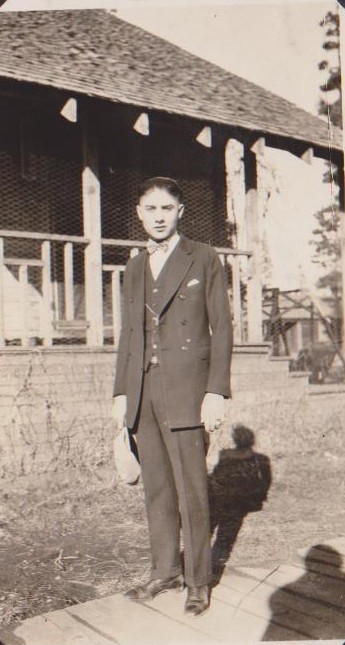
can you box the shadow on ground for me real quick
[262,544,345,640]
[209,424,271,583]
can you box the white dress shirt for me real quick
[149,233,180,280]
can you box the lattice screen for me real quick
[0,96,84,345]
[0,95,240,346]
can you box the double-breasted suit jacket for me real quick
[114,236,233,430]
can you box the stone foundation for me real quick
[0,346,304,478]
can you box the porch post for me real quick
[81,107,103,346]
[228,255,243,344]
[0,238,5,347]
[338,5,345,351]
[19,265,29,347]
[225,138,245,343]
[111,268,122,349]
[338,165,345,353]
[339,213,345,351]
[41,240,53,346]
[244,145,263,343]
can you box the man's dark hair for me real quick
[137,177,184,203]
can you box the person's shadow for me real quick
[209,424,271,584]
[262,544,345,640]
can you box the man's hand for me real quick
[112,395,127,430]
[201,393,225,433]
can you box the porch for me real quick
[0,10,343,354]
[0,230,251,349]
[0,88,263,350]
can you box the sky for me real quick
[1,0,340,289]
[116,1,338,290]
[119,1,331,115]
[118,1,340,291]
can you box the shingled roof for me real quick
[0,9,342,153]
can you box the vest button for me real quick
[153,288,158,293]
[150,355,159,365]
[178,294,186,300]
[153,343,158,349]
[181,346,188,351]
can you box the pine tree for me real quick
[318,9,342,129]
[311,6,342,318]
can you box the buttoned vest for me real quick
[144,260,160,371]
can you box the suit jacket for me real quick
[113,236,233,430]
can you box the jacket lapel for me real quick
[155,236,194,316]
[131,250,146,328]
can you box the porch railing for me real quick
[0,230,89,347]
[101,239,252,347]
[0,230,251,348]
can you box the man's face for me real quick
[136,188,184,241]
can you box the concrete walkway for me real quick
[2,537,345,644]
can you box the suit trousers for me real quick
[135,364,212,587]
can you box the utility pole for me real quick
[338,3,345,352]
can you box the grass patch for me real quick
[0,387,344,627]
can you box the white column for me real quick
[111,269,122,349]
[63,242,74,321]
[228,255,242,344]
[339,6,345,352]
[225,138,246,343]
[0,238,5,347]
[82,109,104,347]
[19,264,29,347]
[41,240,53,346]
[244,146,263,343]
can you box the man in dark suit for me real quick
[112,177,232,616]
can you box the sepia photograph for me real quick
[0,0,344,643]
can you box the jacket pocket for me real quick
[197,345,211,360]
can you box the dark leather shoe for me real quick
[124,574,184,601]
[184,585,209,617]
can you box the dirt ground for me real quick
[1,388,345,630]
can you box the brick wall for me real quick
[0,347,303,479]
[0,348,116,478]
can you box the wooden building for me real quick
[0,10,343,476]
[0,9,342,349]
[262,289,340,357]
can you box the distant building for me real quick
[263,289,341,356]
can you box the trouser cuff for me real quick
[151,565,183,580]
